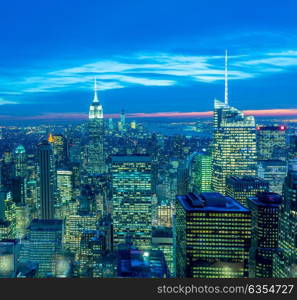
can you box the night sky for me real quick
[1,0,297,119]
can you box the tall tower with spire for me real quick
[86,78,106,174]
[212,51,257,194]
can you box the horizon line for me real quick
[0,108,297,121]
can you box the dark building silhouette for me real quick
[38,141,55,219]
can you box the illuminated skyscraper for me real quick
[120,109,126,133]
[274,160,297,278]
[57,170,73,205]
[14,145,27,178]
[111,156,152,250]
[248,192,282,278]
[256,125,287,161]
[26,219,63,278]
[86,78,105,174]
[64,209,98,255]
[48,134,68,167]
[192,152,212,193]
[226,176,269,207]
[0,239,20,278]
[175,192,251,278]
[289,135,297,159]
[37,141,55,220]
[212,52,257,194]
[257,160,288,195]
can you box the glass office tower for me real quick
[175,192,251,278]
[111,155,152,251]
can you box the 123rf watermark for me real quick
[156,284,295,296]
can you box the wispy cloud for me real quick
[2,41,297,104]
[0,97,17,105]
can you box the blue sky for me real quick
[1,0,297,118]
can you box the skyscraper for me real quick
[120,109,126,133]
[257,160,288,195]
[57,169,73,205]
[274,160,297,278]
[192,152,212,193]
[212,52,257,194]
[26,219,63,278]
[111,155,152,250]
[86,78,105,174]
[256,125,287,161]
[226,176,269,207]
[14,145,27,178]
[37,141,55,220]
[48,134,68,168]
[175,192,251,278]
[248,192,282,278]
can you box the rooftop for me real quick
[177,192,249,212]
[248,192,282,207]
[112,155,151,163]
[29,219,63,231]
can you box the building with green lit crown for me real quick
[192,152,212,193]
[274,160,297,278]
[175,192,251,278]
[111,155,152,251]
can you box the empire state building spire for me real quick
[93,77,99,103]
[89,77,103,119]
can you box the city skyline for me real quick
[1,0,297,120]
[1,0,297,282]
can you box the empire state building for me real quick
[86,78,106,174]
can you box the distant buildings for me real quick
[175,192,251,278]
[256,125,287,161]
[257,160,288,195]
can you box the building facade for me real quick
[175,192,251,278]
